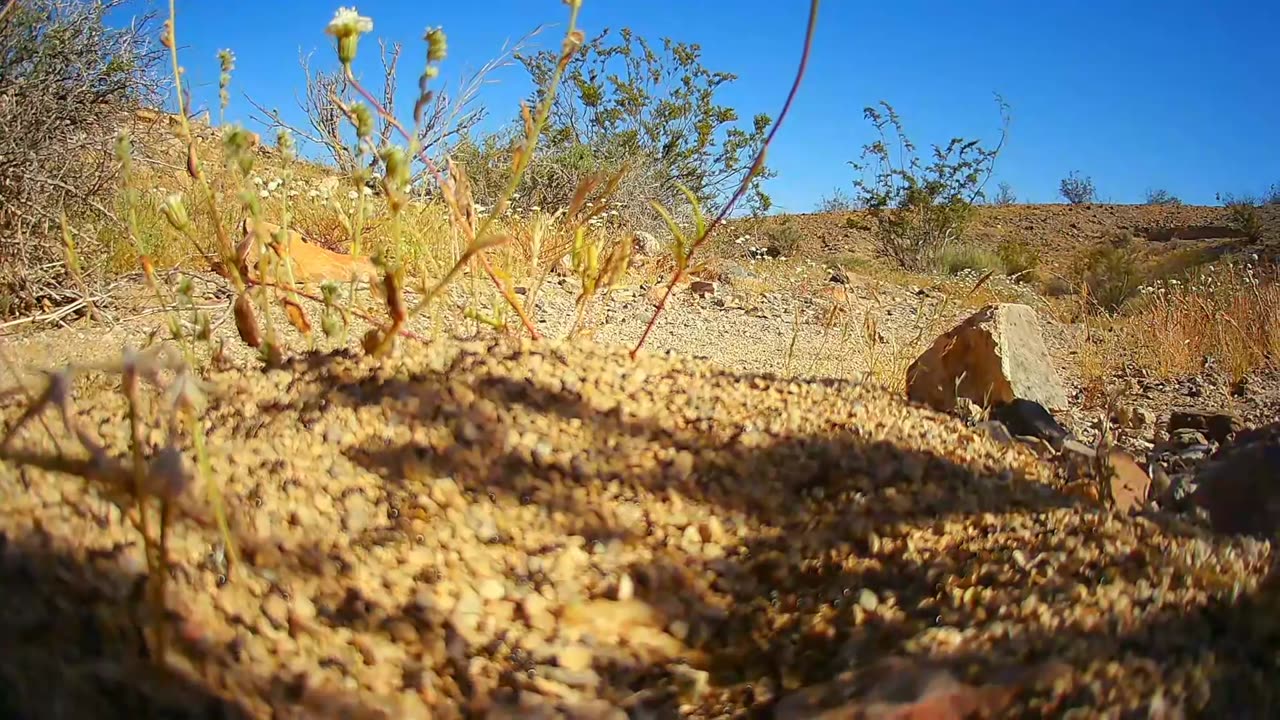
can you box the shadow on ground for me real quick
[0,345,1277,717]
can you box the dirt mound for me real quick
[1,337,1276,717]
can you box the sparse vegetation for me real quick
[762,220,805,258]
[849,96,1010,272]
[0,0,164,315]
[1059,171,1096,205]
[510,25,776,229]
[1144,188,1181,205]
[1218,192,1266,241]
[6,3,1280,716]
[815,187,858,212]
[1107,259,1280,384]
[992,181,1017,206]
[1074,233,1143,313]
[997,237,1039,281]
[937,243,1000,275]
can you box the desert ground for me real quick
[4,167,1280,720]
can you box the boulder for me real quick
[906,304,1067,414]
[1192,424,1280,537]
[1168,410,1242,445]
[225,218,377,285]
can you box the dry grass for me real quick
[1127,260,1280,382]
[1071,258,1280,405]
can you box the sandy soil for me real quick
[2,203,1279,718]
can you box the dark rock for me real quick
[689,280,716,297]
[991,399,1070,451]
[1170,428,1209,448]
[1175,445,1211,463]
[1191,429,1280,536]
[1169,410,1242,445]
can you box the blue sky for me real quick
[145,1,1277,212]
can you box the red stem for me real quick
[630,0,821,359]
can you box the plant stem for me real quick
[631,0,820,359]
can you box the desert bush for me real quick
[1267,183,1280,205]
[849,97,1010,272]
[1074,236,1142,312]
[997,237,1038,280]
[1059,171,1096,204]
[991,181,1017,206]
[937,244,1000,275]
[763,220,804,258]
[511,26,773,230]
[816,187,858,213]
[1217,192,1265,241]
[248,28,527,185]
[1144,188,1181,206]
[0,0,163,313]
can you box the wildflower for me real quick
[252,176,263,186]
[222,125,256,175]
[348,190,359,200]
[218,49,235,112]
[326,7,373,66]
[160,193,190,231]
[424,26,447,62]
[267,179,282,192]
[259,189,270,199]
[276,129,296,162]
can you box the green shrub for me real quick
[1060,171,1096,204]
[997,237,1039,281]
[1219,195,1265,242]
[516,26,774,224]
[849,97,1010,271]
[764,221,804,258]
[1075,240,1143,312]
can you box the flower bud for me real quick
[424,27,447,62]
[160,193,190,231]
[352,103,374,141]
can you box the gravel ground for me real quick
[2,302,1279,717]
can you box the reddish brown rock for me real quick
[223,218,377,285]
